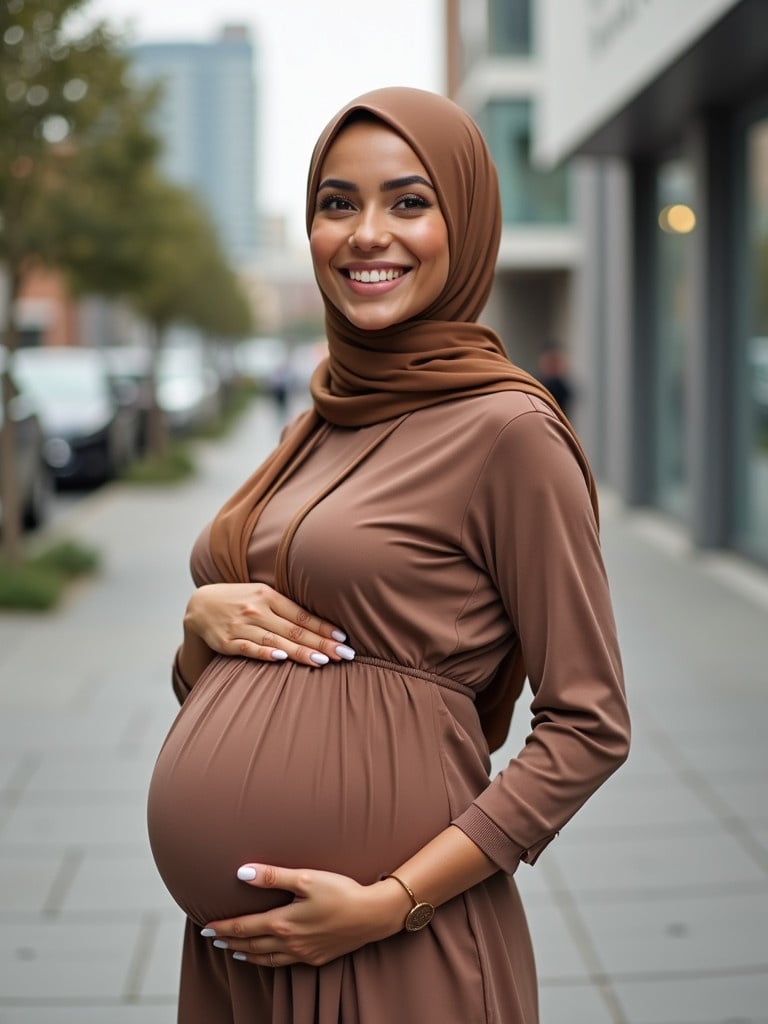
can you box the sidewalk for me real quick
[1,397,766,1024]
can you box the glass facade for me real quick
[488,0,532,56]
[652,159,695,520]
[459,0,532,74]
[734,114,768,561]
[482,100,570,224]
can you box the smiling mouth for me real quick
[341,267,409,284]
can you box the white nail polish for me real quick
[331,629,347,642]
[335,645,356,660]
[200,928,216,938]
[271,649,288,660]
[310,652,330,665]
[213,939,229,949]
[237,865,257,881]
[233,952,248,961]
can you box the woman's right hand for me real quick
[183,583,355,668]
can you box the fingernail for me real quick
[200,928,216,938]
[310,652,329,665]
[271,649,288,660]
[237,865,257,881]
[233,952,248,961]
[331,629,347,642]
[335,644,356,660]
[213,939,229,949]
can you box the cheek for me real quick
[309,223,337,274]
[419,225,450,291]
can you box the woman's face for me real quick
[310,120,450,332]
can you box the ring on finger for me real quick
[268,952,276,968]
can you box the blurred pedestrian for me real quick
[147,87,629,1024]
[536,342,573,418]
[266,358,293,422]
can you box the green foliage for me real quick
[0,0,149,273]
[30,538,100,576]
[125,176,254,338]
[0,536,100,611]
[0,561,61,610]
[120,442,196,484]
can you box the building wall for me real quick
[446,0,595,450]
[537,0,768,566]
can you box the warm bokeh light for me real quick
[658,203,697,233]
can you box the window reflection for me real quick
[488,0,532,56]
[482,100,571,224]
[736,116,768,560]
[653,159,694,520]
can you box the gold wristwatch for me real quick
[384,874,435,932]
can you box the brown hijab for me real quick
[208,87,598,752]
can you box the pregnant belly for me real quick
[147,656,452,926]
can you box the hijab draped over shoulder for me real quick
[208,87,598,752]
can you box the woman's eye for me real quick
[393,194,432,212]
[318,194,355,212]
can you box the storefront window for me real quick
[482,100,571,224]
[734,115,768,561]
[488,0,532,56]
[653,159,695,520]
[459,0,532,72]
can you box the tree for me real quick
[121,176,253,455]
[0,0,156,563]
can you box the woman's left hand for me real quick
[201,864,409,968]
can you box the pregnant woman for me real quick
[147,87,630,1024]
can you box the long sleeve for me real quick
[452,401,630,871]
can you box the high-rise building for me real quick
[130,25,259,263]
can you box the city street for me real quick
[0,396,766,1024]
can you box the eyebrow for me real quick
[317,175,435,193]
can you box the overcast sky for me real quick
[87,0,445,246]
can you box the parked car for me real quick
[157,344,222,433]
[11,346,139,487]
[234,337,289,387]
[0,347,51,529]
[102,345,155,452]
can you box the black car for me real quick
[11,346,139,487]
[0,348,51,529]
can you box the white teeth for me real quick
[348,268,404,283]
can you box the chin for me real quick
[344,307,405,332]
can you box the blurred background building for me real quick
[130,24,259,263]
[447,0,768,569]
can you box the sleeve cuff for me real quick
[451,804,527,874]
[451,804,559,873]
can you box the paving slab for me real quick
[1,398,767,1022]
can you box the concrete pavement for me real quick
[1,396,767,1023]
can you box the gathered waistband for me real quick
[354,656,476,700]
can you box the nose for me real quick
[348,208,391,251]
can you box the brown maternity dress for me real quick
[147,390,629,1024]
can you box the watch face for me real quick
[405,902,435,932]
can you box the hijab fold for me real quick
[208,88,598,753]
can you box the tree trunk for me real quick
[0,266,24,566]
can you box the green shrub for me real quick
[0,539,100,610]
[30,540,100,578]
[0,562,62,610]
[121,444,196,484]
